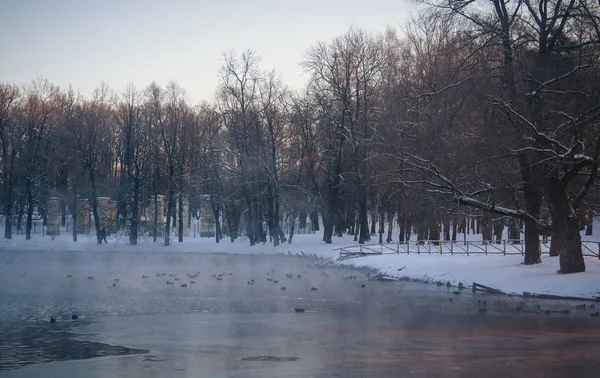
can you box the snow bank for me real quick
[339,253,600,300]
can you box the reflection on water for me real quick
[1,250,599,377]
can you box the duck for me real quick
[280,286,286,290]
[190,281,196,284]
[180,284,187,288]
[166,281,174,285]
[50,317,56,323]
[88,276,94,280]
[295,308,305,313]
[311,287,318,291]
[71,313,78,320]
[361,284,366,288]
[142,275,149,279]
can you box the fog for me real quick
[2,251,600,377]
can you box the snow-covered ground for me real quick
[1,224,599,300]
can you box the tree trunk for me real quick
[378,205,385,244]
[548,184,585,273]
[354,215,359,242]
[523,193,542,264]
[494,218,504,244]
[370,205,377,236]
[178,192,184,243]
[269,195,278,246]
[288,211,296,244]
[153,192,158,243]
[417,225,427,243]
[213,206,221,243]
[129,177,139,245]
[443,216,450,241]
[585,214,593,236]
[386,209,394,243]
[25,181,33,240]
[508,219,520,243]
[164,164,175,246]
[398,212,405,242]
[322,207,334,244]
[358,186,370,244]
[89,170,102,245]
[224,203,238,242]
[71,181,78,242]
[3,181,13,239]
[405,213,412,242]
[481,212,493,243]
[298,209,307,230]
[429,223,440,243]
[17,201,24,234]
[310,210,319,232]
[451,216,458,242]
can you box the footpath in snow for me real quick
[1,227,599,300]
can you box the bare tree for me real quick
[0,83,22,239]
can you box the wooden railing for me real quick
[336,239,600,260]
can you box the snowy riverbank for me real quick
[1,228,599,300]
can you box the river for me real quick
[1,250,599,377]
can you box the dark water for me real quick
[1,250,599,377]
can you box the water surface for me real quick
[1,250,599,377]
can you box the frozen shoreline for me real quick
[1,229,599,300]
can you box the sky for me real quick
[0,0,417,103]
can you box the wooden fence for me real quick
[336,239,600,260]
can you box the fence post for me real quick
[503,240,506,256]
[417,242,420,254]
[521,240,524,256]
[598,242,600,260]
[440,241,443,255]
[397,242,399,254]
[360,245,363,254]
[451,241,454,255]
[466,242,469,256]
[485,242,488,255]
[407,242,410,254]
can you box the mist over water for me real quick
[1,250,600,377]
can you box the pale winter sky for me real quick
[0,0,417,103]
